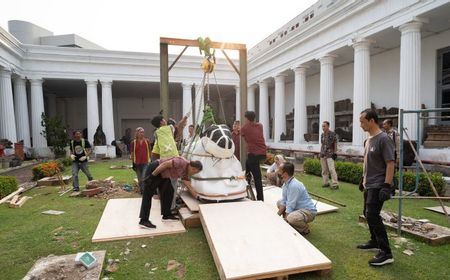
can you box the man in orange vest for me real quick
[130,127,151,194]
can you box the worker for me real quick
[130,127,151,194]
[241,111,267,201]
[231,120,240,160]
[276,162,317,235]
[70,130,93,193]
[138,156,202,229]
[266,154,286,187]
[357,109,395,266]
[320,121,339,189]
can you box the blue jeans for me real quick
[135,164,147,193]
[72,161,93,190]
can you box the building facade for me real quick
[1,0,450,162]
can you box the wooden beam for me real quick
[169,46,189,72]
[239,48,248,168]
[160,37,246,50]
[160,43,169,120]
[220,49,239,75]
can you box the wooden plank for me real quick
[92,198,185,242]
[425,206,450,216]
[0,187,25,204]
[160,37,246,50]
[199,201,332,280]
[179,207,201,228]
[10,196,31,208]
[104,176,114,181]
[180,191,200,212]
[9,195,19,205]
[262,187,338,215]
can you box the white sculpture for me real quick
[183,124,247,201]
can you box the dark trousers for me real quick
[246,153,266,201]
[139,161,173,221]
[363,188,391,254]
[134,163,147,193]
[72,161,93,190]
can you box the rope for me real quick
[191,175,246,181]
[213,71,226,123]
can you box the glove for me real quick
[358,177,364,192]
[379,183,392,202]
[70,154,76,161]
[79,156,87,162]
[331,153,337,160]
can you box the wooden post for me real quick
[160,43,169,120]
[239,48,248,168]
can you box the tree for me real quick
[40,113,69,157]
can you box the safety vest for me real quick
[152,126,178,159]
[132,139,150,163]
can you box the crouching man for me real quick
[277,162,317,235]
[138,156,202,229]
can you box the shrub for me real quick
[397,171,446,196]
[57,157,72,167]
[32,160,65,180]
[304,158,446,196]
[0,176,18,199]
[303,158,321,176]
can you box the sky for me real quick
[0,0,317,55]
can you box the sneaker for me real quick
[162,215,180,221]
[331,185,339,190]
[72,188,80,192]
[368,251,394,266]
[357,241,379,251]
[139,220,156,229]
[322,183,330,188]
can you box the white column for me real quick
[30,79,47,148]
[319,55,336,139]
[398,20,423,141]
[259,80,270,140]
[274,74,287,142]
[235,85,240,121]
[293,66,308,144]
[247,85,256,111]
[101,80,115,145]
[194,84,204,125]
[86,79,99,145]
[182,83,193,139]
[13,77,31,147]
[352,39,372,146]
[0,68,17,143]
[47,94,57,117]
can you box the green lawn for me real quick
[0,160,449,279]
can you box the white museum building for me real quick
[0,0,449,162]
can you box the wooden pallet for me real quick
[200,201,332,279]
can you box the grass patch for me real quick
[0,160,449,279]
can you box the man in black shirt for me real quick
[357,109,395,266]
[70,130,93,192]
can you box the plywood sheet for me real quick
[200,201,332,280]
[425,206,450,216]
[180,191,200,212]
[263,186,338,215]
[92,198,185,242]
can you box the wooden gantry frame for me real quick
[159,37,248,165]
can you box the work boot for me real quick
[139,220,156,229]
[368,251,394,266]
[357,241,379,251]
